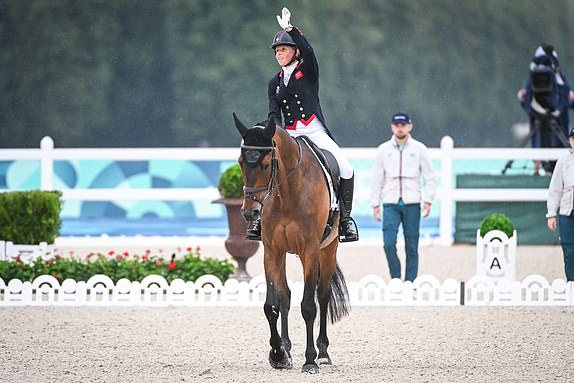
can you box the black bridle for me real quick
[241,138,302,206]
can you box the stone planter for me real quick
[213,198,259,282]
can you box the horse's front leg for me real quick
[301,259,320,374]
[277,262,292,356]
[263,253,292,369]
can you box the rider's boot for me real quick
[338,175,359,242]
[246,219,262,241]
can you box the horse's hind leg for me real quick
[317,242,350,366]
[301,257,320,374]
[316,248,337,366]
[316,282,332,366]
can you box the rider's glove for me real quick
[276,7,293,31]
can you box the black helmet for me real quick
[270,30,296,49]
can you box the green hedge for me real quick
[0,250,236,283]
[0,190,62,244]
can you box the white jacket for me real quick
[547,150,574,217]
[370,134,436,207]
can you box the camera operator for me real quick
[517,44,574,173]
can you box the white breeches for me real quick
[287,119,354,179]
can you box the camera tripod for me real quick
[501,114,569,175]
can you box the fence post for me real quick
[439,136,454,245]
[40,136,54,191]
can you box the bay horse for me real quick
[233,113,350,374]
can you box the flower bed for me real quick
[0,247,236,283]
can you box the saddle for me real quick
[296,136,340,242]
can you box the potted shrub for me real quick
[476,213,517,281]
[479,213,515,238]
[0,190,62,262]
[212,164,259,281]
[216,163,244,199]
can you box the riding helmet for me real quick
[270,30,297,49]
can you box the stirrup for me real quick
[338,217,359,243]
[246,220,261,241]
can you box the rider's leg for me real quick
[306,130,359,242]
[338,174,359,242]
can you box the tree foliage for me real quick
[0,0,573,148]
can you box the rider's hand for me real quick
[276,7,293,31]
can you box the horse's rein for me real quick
[241,139,302,205]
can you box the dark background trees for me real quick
[1,0,573,148]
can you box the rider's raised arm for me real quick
[288,27,319,76]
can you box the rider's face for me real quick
[275,45,296,67]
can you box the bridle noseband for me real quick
[241,138,302,206]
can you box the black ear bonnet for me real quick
[233,113,276,167]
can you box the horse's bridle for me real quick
[241,139,302,206]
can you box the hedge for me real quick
[0,190,62,244]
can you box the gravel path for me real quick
[1,305,573,382]
[3,240,570,382]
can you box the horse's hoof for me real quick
[269,349,293,370]
[301,363,320,374]
[317,357,332,366]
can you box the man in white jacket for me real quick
[370,112,436,281]
[546,127,574,281]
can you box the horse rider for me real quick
[245,7,359,243]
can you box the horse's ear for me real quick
[263,119,276,141]
[233,112,248,137]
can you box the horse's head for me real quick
[233,113,277,222]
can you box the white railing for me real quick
[0,136,567,245]
[1,274,572,307]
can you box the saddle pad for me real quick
[298,137,338,209]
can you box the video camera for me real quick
[529,55,561,115]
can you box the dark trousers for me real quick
[558,212,574,281]
[382,202,421,282]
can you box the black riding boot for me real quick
[338,175,359,242]
[246,219,261,241]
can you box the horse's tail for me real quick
[328,263,350,324]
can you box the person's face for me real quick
[275,45,296,67]
[391,122,413,140]
[570,135,574,149]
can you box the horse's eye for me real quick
[263,164,270,170]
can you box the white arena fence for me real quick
[0,136,567,245]
[1,274,573,307]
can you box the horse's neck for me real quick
[274,128,300,172]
